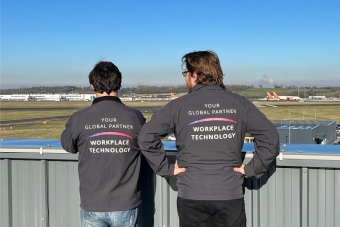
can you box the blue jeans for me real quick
[80,208,138,227]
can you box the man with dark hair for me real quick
[61,61,145,227]
[138,51,279,227]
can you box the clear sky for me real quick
[1,0,340,88]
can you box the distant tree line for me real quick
[1,85,340,98]
[0,86,92,95]
[0,84,255,95]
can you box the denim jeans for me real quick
[80,208,138,227]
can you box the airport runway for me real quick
[1,106,162,111]
[1,102,339,126]
[1,107,80,111]
[0,106,163,126]
[255,102,340,108]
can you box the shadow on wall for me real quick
[243,161,276,192]
[139,156,155,226]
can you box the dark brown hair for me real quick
[88,61,122,94]
[182,50,225,88]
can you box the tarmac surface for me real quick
[1,102,339,126]
[0,106,162,126]
[255,102,340,108]
[2,102,340,145]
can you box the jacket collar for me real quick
[189,83,224,93]
[92,96,122,105]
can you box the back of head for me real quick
[88,61,122,94]
[182,50,225,88]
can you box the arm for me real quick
[131,108,146,127]
[138,103,175,178]
[60,114,79,154]
[243,100,280,178]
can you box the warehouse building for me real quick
[271,120,337,144]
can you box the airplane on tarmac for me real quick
[265,92,278,100]
[170,93,179,100]
[272,92,301,101]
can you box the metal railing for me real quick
[1,140,340,227]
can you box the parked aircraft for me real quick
[265,92,278,100]
[170,93,179,100]
[272,92,300,101]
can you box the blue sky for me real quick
[1,0,340,88]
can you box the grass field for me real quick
[0,101,168,108]
[1,101,339,139]
[255,101,340,121]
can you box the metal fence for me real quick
[1,141,340,227]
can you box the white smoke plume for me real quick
[260,75,274,88]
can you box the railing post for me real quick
[0,159,12,227]
[40,160,48,227]
[301,167,308,227]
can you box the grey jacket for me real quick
[61,96,145,211]
[138,84,279,200]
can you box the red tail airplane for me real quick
[266,92,277,100]
[170,93,179,100]
[273,92,300,101]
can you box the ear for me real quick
[90,84,95,91]
[191,72,198,83]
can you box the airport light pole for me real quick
[289,121,291,144]
[303,110,305,120]
[315,109,316,119]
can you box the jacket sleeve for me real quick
[131,108,146,127]
[138,103,174,178]
[60,114,79,154]
[243,99,280,178]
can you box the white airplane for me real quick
[273,92,300,101]
[170,93,179,100]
